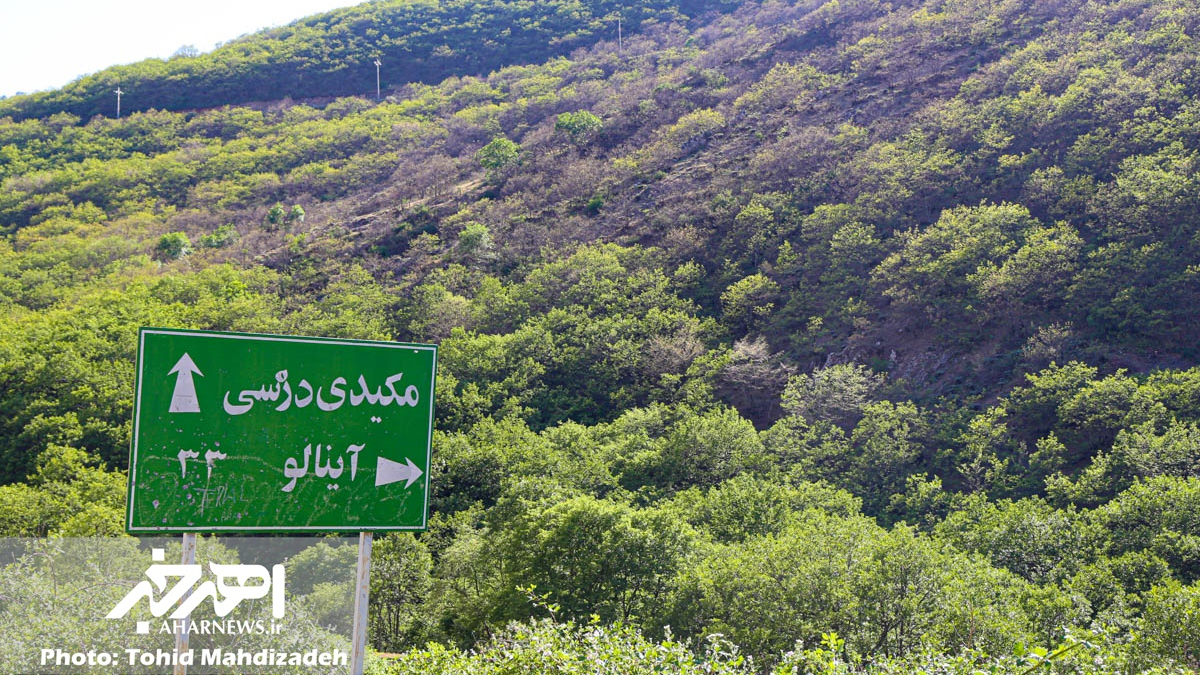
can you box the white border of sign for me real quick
[128,328,437,533]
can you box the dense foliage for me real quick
[368,617,1197,675]
[0,538,352,673]
[0,0,743,121]
[4,0,1200,671]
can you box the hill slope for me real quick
[4,0,1200,670]
[0,0,741,121]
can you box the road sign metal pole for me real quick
[174,532,197,675]
[350,532,373,675]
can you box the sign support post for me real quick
[350,532,373,675]
[174,532,197,675]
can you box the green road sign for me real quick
[127,328,437,533]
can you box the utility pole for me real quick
[618,14,623,55]
[374,59,382,100]
[115,87,124,119]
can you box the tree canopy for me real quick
[4,0,1200,670]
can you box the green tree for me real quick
[475,136,520,179]
[286,204,306,224]
[497,494,694,625]
[667,511,1032,665]
[622,407,766,495]
[286,540,358,595]
[371,533,433,651]
[1100,477,1200,582]
[849,400,929,514]
[781,363,884,429]
[872,203,1041,330]
[0,445,125,536]
[456,221,494,263]
[720,273,778,333]
[733,201,775,263]
[198,224,239,249]
[265,203,286,229]
[554,110,602,143]
[154,232,192,260]
[665,475,860,544]
[1140,580,1200,669]
[935,496,1102,585]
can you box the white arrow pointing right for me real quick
[375,456,423,489]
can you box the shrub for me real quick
[153,231,192,260]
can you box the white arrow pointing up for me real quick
[375,456,423,489]
[168,353,203,413]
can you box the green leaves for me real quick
[668,511,1031,665]
[554,111,602,143]
[872,203,1042,329]
[1140,579,1200,669]
[7,0,1200,670]
[476,136,521,180]
[2,0,740,122]
[499,495,694,624]
[153,232,192,260]
[379,618,756,675]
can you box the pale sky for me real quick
[0,0,361,98]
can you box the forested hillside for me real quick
[0,0,741,121]
[3,0,1200,671]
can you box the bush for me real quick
[198,223,239,248]
[475,137,520,179]
[555,111,602,143]
[375,618,755,675]
[1140,580,1200,669]
[153,231,192,260]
